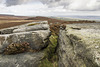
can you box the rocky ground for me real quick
[0,21,51,67]
[58,23,100,67]
[0,16,99,67]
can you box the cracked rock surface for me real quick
[0,21,50,67]
[58,23,100,67]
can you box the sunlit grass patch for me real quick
[28,23,40,26]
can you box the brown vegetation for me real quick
[4,42,39,55]
[4,42,31,55]
[27,16,95,24]
[0,15,96,30]
[0,14,31,20]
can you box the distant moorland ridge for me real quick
[0,14,31,20]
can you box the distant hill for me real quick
[0,14,31,20]
[27,16,95,23]
[0,15,96,29]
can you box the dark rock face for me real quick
[58,23,100,67]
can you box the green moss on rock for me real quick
[39,35,58,67]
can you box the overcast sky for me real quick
[0,0,100,16]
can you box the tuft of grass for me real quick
[28,23,39,26]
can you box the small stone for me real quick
[95,46,99,49]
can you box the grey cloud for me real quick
[40,0,100,11]
[3,0,100,11]
[6,0,22,6]
[40,0,70,7]
[5,0,32,6]
[5,0,67,7]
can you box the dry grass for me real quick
[0,20,39,24]
[0,20,40,29]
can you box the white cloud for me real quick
[0,0,100,16]
[4,0,100,11]
[67,0,100,11]
[39,0,100,11]
[7,2,48,16]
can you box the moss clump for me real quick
[45,35,58,59]
[28,23,39,26]
[39,35,58,67]
[39,58,58,67]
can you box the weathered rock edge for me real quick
[0,21,50,53]
[58,23,100,67]
[0,21,51,67]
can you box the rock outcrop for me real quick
[0,21,50,67]
[0,21,50,53]
[58,23,100,67]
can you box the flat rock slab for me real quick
[0,52,44,67]
[58,23,100,67]
[0,21,50,53]
[0,21,49,34]
[13,24,49,33]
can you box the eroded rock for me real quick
[0,21,50,67]
[13,24,49,33]
[58,23,100,67]
[0,21,50,53]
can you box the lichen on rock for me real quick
[58,23,100,67]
